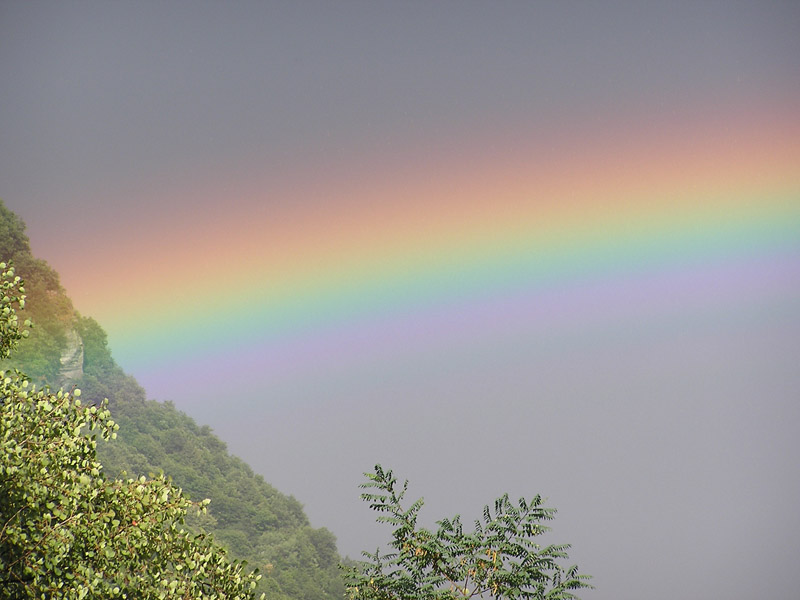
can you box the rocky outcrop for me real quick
[58,328,84,385]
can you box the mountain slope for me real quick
[0,200,345,600]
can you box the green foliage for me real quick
[0,200,29,260]
[0,201,73,382]
[75,315,146,406]
[343,465,592,600]
[0,268,263,599]
[96,397,345,600]
[0,263,30,359]
[5,253,74,383]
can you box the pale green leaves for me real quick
[0,262,29,358]
[0,284,262,599]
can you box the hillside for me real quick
[0,201,345,600]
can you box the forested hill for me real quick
[0,201,345,600]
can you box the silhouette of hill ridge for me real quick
[0,199,345,600]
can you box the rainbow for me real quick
[54,101,799,401]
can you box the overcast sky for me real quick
[2,3,799,599]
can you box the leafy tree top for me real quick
[343,465,592,600]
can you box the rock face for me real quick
[59,328,84,385]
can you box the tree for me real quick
[0,263,30,359]
[0,202,76,384]
[0,263,263,599]
[0,200,30,261]
[342,465,592,600]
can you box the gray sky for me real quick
[2,2,800,599]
